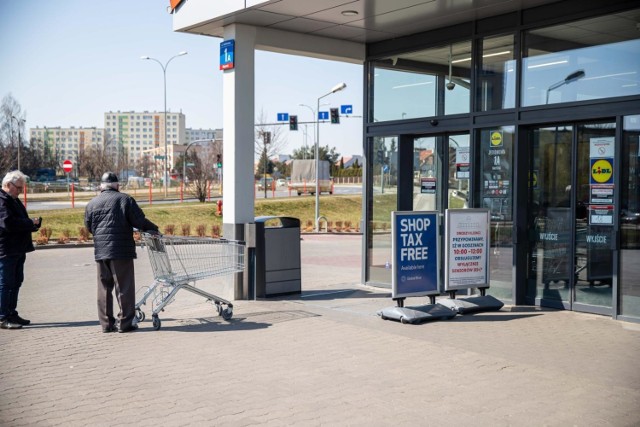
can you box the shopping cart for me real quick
[135,232,245,330]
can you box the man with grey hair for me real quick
[84,172,158,333]
[0,170,41,330]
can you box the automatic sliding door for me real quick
[527,125,573,307]
[527,123,616,312]
[574,123,615,310]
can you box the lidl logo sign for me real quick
[490,131,503,147]
[590,158,613,184]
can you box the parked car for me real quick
[276,178,287,187]
[257,177,273,190]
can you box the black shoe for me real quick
[10,314,30,326]
[102,325,117,333]
[119,324,138,333]
[1,319,23,330]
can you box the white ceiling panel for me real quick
[271,17,336,33]
[174,0,631,48]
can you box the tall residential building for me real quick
[186,128,223,144]
[29,126,105,163]
[104,110,186,164]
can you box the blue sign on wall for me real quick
[220,40,235,70]
[277,113,289,122]
[340,105,353,114]
[318,111,329,121]
[391,211,440,298]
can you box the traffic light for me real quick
[289,115,298,131]
[330,108,340,124]
[216,154,222,168]
[263,131,271,144]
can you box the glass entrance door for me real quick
[527,122,616,312]
[412,135,470,213]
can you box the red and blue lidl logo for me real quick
[590,158,613,184]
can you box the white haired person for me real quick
[84,172,158,333]
[0,170,42,330]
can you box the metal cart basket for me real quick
[135,232,245,330]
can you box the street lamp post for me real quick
[546,69,585,104]
[314,82,346,232]
[11,116,25,171]
[299,104,316,161]
[141,51,188,197]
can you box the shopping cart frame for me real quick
[135,232,245,330]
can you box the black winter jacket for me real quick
[0,189,37,258]
[84,188,158,261]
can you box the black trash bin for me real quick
[254,216,301,298]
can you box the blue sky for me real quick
[0,0,363,157]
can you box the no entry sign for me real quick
[62,160,73,173]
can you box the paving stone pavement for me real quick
[1,234,639,426]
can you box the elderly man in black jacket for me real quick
[0,170,41,330]
[85,172,158,333]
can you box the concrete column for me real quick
[222,24,256,299]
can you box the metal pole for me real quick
[315,97,320,231]
[164,68,168,198]
[141,52,187,198]
[312,83,346,232]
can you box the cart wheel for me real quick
[152,315,161,330]
[221,307,233,321]
[136,309,145,322]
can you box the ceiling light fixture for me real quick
[341,10,358,17]
[451,50,511,64]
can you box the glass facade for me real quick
[366,136,398,284]
[523,15,640,106]
[478,127,514,301]
[621,116,640,318]
[365,5,640,321]
[478,35,516,111]
[372,40,472,122]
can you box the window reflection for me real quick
[478,127,514,301]
[367,136,398,285]
[478,35,516,111]
[621,115,640,319]
[372,41,471,122]
[523,10,640,106]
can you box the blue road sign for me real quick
[341,105,353,114]
[383,164,389,173]
[318,111,329,121]
[219,40,235,70]
[277,113,289,122]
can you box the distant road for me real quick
[26,184,362,211]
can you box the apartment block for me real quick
[29,126,105,162]
[104,110,186,163]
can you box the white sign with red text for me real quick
[445,209,490,291]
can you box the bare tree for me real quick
[1,93,25,173]
[254,109,288,159]
[176,140,222,202]
[77,136,116,181]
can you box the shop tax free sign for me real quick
[391,211,440,299]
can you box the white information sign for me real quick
[445,209,491,291]
[589,137,614,158]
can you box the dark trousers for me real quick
[0,254,26,320]
[96,259,135,330]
